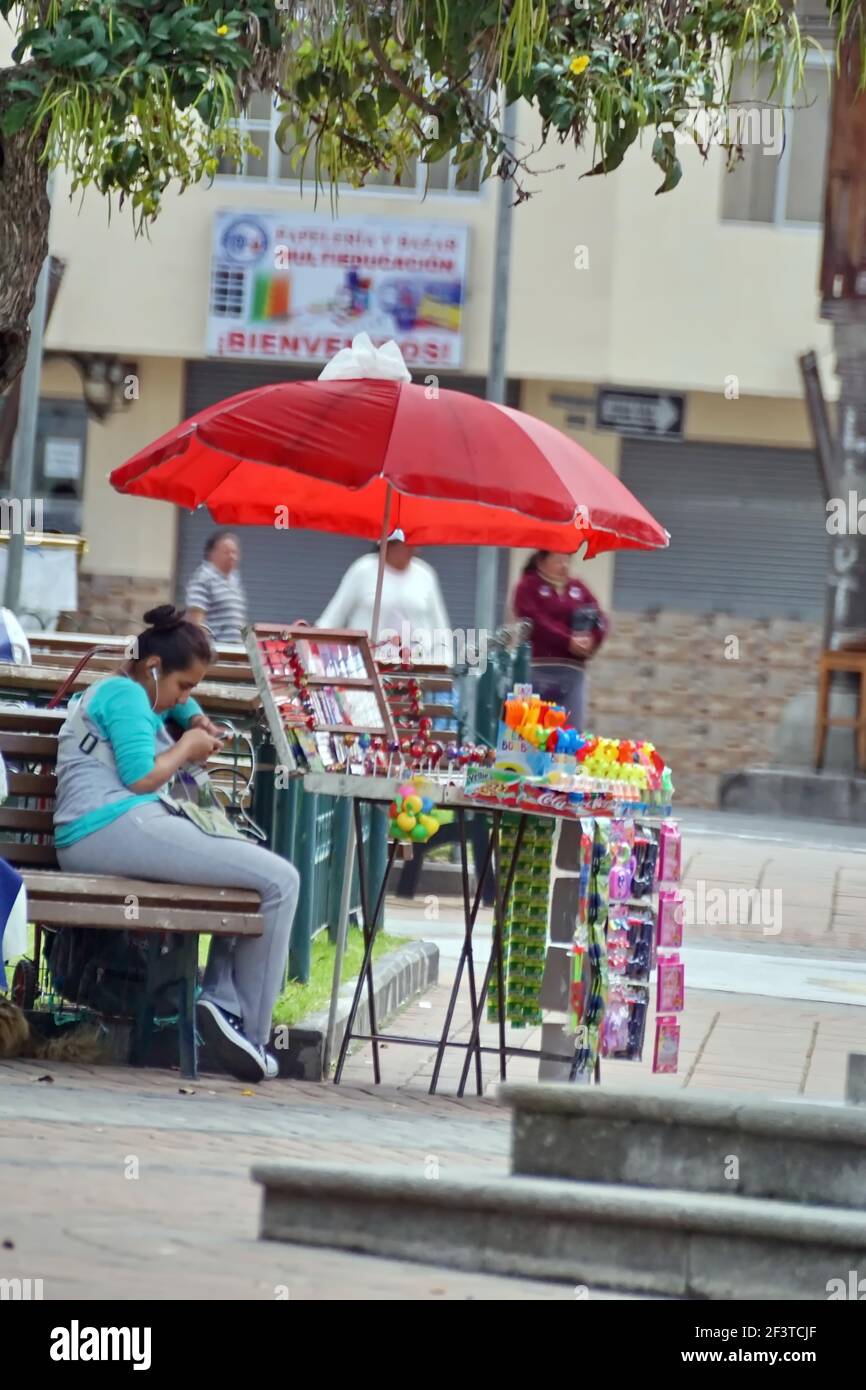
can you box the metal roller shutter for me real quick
[177,361,514,631]
[612,438,828,620]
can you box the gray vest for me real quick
[54,681,174,830]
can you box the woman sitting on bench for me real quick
[53,605,300,1083]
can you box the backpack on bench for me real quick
[47,928,188,1018]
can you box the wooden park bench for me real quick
[0,706,263,1078]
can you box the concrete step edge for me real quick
[251,1161,866,1245]
[498,1081,866,1145]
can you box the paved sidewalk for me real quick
[0,1059,597,1300]
[3,810,866,1301]
[339,980,866,1102]
[375,812,866,1096]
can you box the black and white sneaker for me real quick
[196,999,266,1083]
[259,1047,280,1079]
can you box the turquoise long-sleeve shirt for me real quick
[54,676,204,848]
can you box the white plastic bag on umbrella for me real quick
[318,331,411,383]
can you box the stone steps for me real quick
[253,1159,866,1300]
[501,1084,866,1210]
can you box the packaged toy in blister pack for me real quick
[608,818,636,902]
[600,981,649,1061]
[630,824,660,899]
[577,818,595,925]
[653,1014,681,1073]
[657,888,685,948]
[607,908,654,982]
[567,943,591,1031]
[589,820,612,925]
[657,819,682,885]
[656,953,685,1013]
[570,1022,601,1083]
[585,914,609,1027]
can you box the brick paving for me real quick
[2,816,866,1299]
[340,980,866,1102]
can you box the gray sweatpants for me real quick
[57,801,300,1045]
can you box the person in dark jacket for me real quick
[512,551,608,731]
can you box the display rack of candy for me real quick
[464,689,676,819]
[246,624,395,775]
[488,814,554,1028]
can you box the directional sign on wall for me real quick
[595,387,685,439]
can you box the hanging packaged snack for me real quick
[653,1015,681,1073]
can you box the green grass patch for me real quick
[272,926,409,1028]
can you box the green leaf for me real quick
[0,100,36,137]
[73,50,108,75]
[356,92,377,131]
[655,157,683,194]
[5,76,43,97]
[50,37,90,66]
[425,35,444,72]
[377,83,399,117]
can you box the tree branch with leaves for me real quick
[0,1,853,395]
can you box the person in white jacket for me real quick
[317,530,450,663]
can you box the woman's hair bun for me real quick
[143,604,185,631]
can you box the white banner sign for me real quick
[207,212,469,369]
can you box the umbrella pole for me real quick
[370,483,393,645]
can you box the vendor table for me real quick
[308,771,666,1096]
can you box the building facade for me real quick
[5,39,835,806]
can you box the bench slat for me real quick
[22,870,261,910]
[0,843,58,866]
[0,663,259,714]
[29,651,251,685]
[27,899,263,936]
[32,633,251,665]
[0,807,54,832]
[0,708,66,733]
[7,772,57,796]
[0,732,58,758]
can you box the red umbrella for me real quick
[111,378,669,556]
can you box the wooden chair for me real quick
[0,706,263,1077]
[814,649,866,772]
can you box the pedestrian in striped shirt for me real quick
[186,532,248,644]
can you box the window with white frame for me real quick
[218,91,482,195]
[720,52,831,227]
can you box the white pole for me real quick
[370,482,393,645]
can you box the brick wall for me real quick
[585,611,822,809]
[63,574,172,636]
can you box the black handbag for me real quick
[571,605,602,634]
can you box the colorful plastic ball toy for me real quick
[388,781,443,843]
